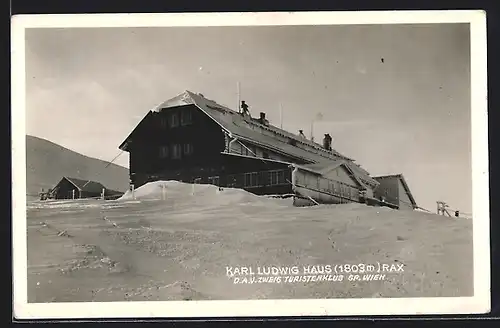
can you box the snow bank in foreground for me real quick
[116,180,279,206]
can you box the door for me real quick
[208,176,220,187]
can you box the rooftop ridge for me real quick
[184,90,353,161]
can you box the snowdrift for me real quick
[117,180,289,207]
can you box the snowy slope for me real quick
[27,180,473,302]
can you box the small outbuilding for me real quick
[49,177,123,200]
[373,174,417,210]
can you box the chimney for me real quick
[299,130,306,139]
[322,134,329,150]
[323,133,332,151]
[259,112,268,125]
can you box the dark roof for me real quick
[62,177,108,194]
[119,90,379,187]
[373,174,417,207]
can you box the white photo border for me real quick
[11,10,490,319]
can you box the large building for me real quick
[118,90,416,208]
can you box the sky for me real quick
[25,23,472,214]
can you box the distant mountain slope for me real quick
[26,135,129,199]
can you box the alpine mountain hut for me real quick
[118,90,383,206]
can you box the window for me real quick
[270,171,279,185]
[171,144,182,159]
[351,187,358,200]
[181,109,193,126]
[244,172,258,187]
[170,112,180,127]
[159,146,169,158]
[241,145,255,156]
[277,170,285,184]
[269,170,286,185]
[183,143,194,155]
[240,144,250,156]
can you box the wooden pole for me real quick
[310,121,314,141]
[105,150,124,168]
[237,81,241,113]
[279,103,283,129]
[192,178,201,196]
[307,196,320,206]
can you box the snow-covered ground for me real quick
[27,181,473,302]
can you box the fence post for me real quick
[101,188,105,200]
[130,184,135,200]
[72,189,75,199]
[162,183,166,200]
[192,178,201,196]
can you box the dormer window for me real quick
[181,109,193,126]
[160,116,168,129]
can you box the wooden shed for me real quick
[50,177,123,200]
[373,174,417,210]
